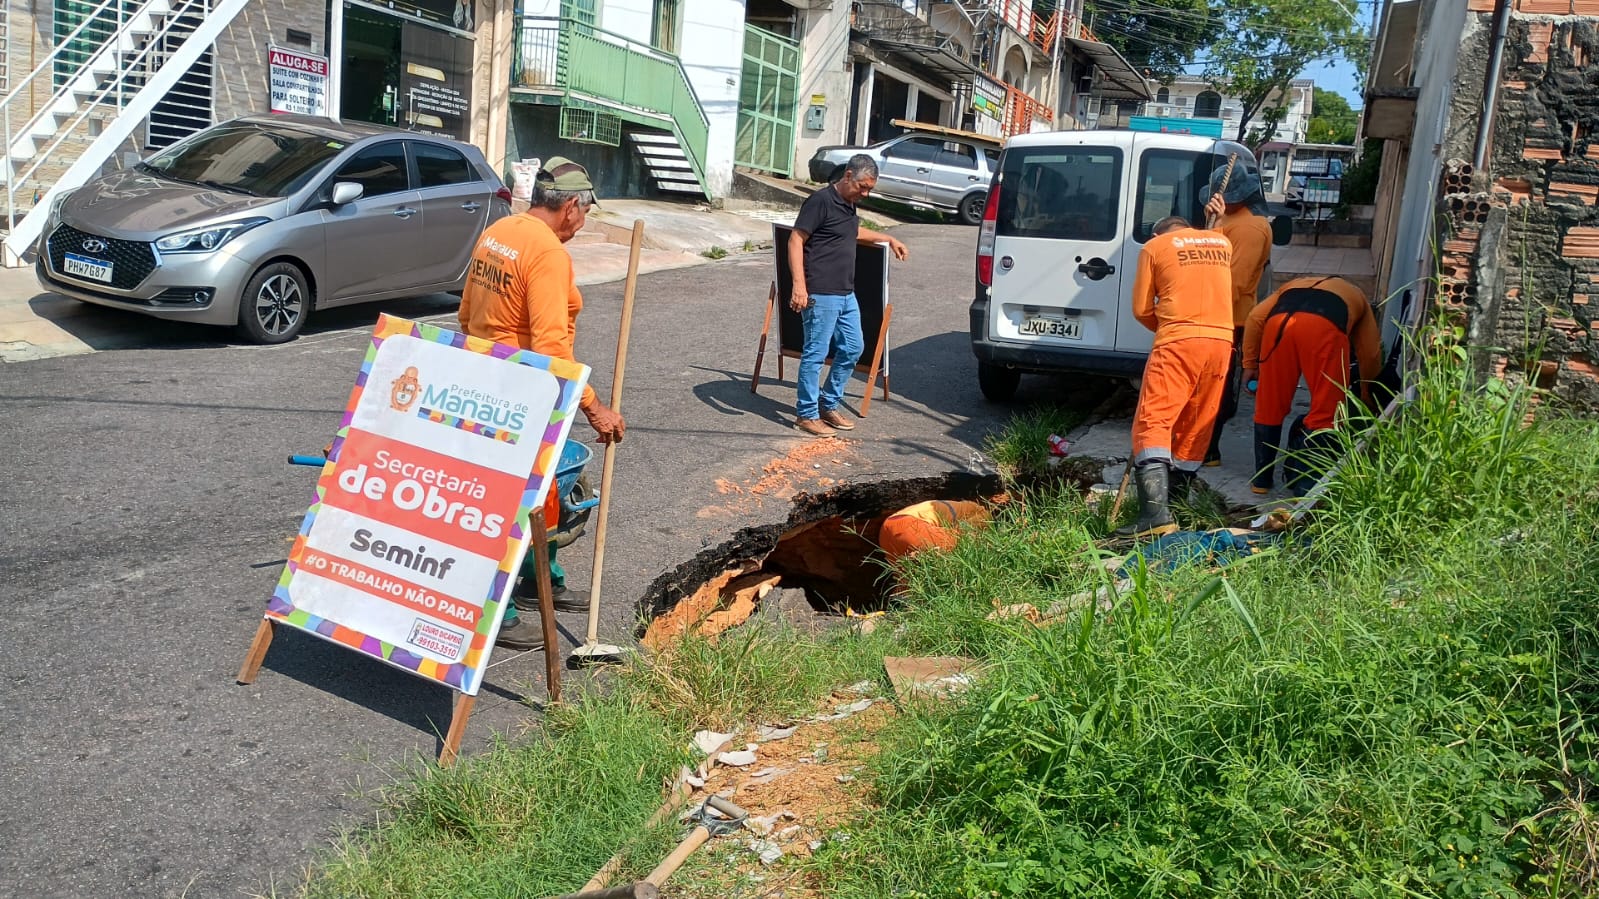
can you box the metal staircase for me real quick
[512,16,711,199]
[1,0,249,266]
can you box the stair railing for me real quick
[5,0,211,233]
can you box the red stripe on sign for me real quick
[318,429,528,559]
[301,548,482,628]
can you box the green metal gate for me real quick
[735,24,799,177]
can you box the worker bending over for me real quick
[1242,276,1381,496]
[1121,216,1235,538]
[1201,168,1274,467]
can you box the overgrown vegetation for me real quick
[292,336,1599,898]
[287,625,886,898]
[815,336,1599,897]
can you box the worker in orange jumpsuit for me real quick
[878,500,992,563]
[458,157,626,651]
[1120,216,1235,538]
[1201,167,1274,467]
[1242,276,1382,496]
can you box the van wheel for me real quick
[978,363,1021,402]
[235,262,309,344]
[959,192,986,226]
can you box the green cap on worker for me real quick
[538,156,596,192]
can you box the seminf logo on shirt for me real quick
[1171,234,1230,265]
[467,234,521,296]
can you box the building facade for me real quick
[1362,0,1599,409]
[1091,75,1315,144]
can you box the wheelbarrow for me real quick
[287,439,599,548]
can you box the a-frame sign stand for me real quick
[749,281,893,416]
[237,519,564,767]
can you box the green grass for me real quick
[807,333,1599,898]
[984,405,1091,481]
[289,625,884,898]
[292,332,1599,899]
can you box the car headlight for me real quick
[155,217,271,253]
[47,189,73,221]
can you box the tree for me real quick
[1200,0,1369,143]
[1306,86,1359,143]
[1084,0,1222,81]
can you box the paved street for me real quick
[0,222,1091,898]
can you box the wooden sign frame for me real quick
[751,222,893,416]
[238,517,563,766]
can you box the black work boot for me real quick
[1170,467,1197,503]
[494,616,545,652]
[1251,423,1283,495]
[1116,462,1179,539]
[514,580,589,613]
[1286,427,1340,497]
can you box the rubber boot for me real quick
[1286,426,1340,498]
[1251,423,1282,495]
[1116,462,1178,539]
[1170,467,1197,504]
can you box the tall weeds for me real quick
[819,338,1599,898]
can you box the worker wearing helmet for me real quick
[1201,166,1274,467]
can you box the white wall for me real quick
[793,2,854,176]
[602,0,652,42]
[678,0,747,197]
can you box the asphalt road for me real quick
[0,222,1081,898]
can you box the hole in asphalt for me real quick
[638,465,1105,646]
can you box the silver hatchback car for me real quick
[36,114,511,343]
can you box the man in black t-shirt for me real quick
[788,154,909,437]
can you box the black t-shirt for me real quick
[793,184,858,295]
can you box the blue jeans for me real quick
[796,292,863,420]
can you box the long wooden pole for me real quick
[582,220,644,650]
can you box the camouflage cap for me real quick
[537,156,596,194]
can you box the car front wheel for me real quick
[959,192,986,226]
[236,262,310,344]
[978,362,1020,402]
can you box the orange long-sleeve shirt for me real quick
[1216,208,1274,326]
[458,214,597,411]
[1242,276,1383,392]
[1130,227,1235,348]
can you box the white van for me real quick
[969,129,1290,401]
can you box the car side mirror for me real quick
[1271,214,1293,247]
[331,182,364,206]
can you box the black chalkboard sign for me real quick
[772,222,891,378]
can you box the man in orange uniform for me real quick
[1201,167,1274,467]
[1241,276,1381,496]
[457,157,626,651]
[1120,216,1235,538]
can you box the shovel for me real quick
[569,219,644,667]
[644,795,749,888]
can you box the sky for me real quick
[1313,58,1365,109]
[1311,0,1381,108]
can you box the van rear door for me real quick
[986,142,1128,353]
[1115,136,1257,353]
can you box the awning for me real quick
[1066,36,1151,101]
[858,37,984,85]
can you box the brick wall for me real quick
[213,0,328,123]
[1444,7,1599,409]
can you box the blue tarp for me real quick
[1119,529,1283,579]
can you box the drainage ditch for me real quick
[637,463,1106,646]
